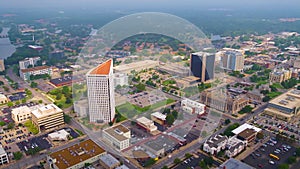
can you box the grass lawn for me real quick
[271,83,284,89]
[47,86,74,108]
[162,80,176,86]
[0,121,6,126]
[48,94,72,108]
[75,129,84,136]
[183,86,199,97]
[267,91,283,98]
[24,120,39,135]
[116,98,175,118]
[244,70,256,74]
[80,117,94,129]
[151,98,175,110]
[257,80,268,85]
[117,102,143,118]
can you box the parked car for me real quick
[269,160,275,165]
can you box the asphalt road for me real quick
[7,68,51,104]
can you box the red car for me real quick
[2,118,9,123]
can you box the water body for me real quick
[0,27,16,59]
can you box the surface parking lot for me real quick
[17,134,52,155]
[243,138,300,169]
[174,152,221,169]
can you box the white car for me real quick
[269,160,275,165]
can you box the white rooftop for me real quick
[151,112,166,120]
[11,106,31,116]
[116,165,130,169]
[0,145,6,155]
[232,123,262,135]
[31,104,62,118]
[0,94,7,99]
[136,117,153,126]
[48,129,69,140]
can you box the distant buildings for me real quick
[114,73,128,87]
[86,59,115,123]
[269,68,292,83]
[0,59,5,72]
[47,139,106,169]
[102,124,131,151]
[263,89,300,121]
[106,50,130,58]
[49,50,64,59]
[294,59,300,69]
[190,52,215,82]
[220,51,244,71]
[19,57,41,69]
[0,145,9,165]
[181,99,206,115]
[31,104,64,131]
[20,65,52,81]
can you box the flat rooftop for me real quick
[136,117,153,126]
[49,139,105,169]
[99,154,119,168]
[114,60,158,72]
[144,135,177,152]
[269,89,300,109]
[219,158,255,169]
[20,65,50,73]
[50,76,84,86]
[11,105,31,115]
[31,104,63,119]
[103,124,130,141]
[181,76,200,82]
[237,128,257,139]
[232,123,261,135]
[132,150,150,159]
[151,112,166,121]
[0,145,6,155]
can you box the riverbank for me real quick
[0,27,16,59]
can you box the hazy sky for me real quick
[0,0,299,10]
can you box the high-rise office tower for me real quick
[190,52,215,82]
[86,59,115,123]
[221,51,244,71]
